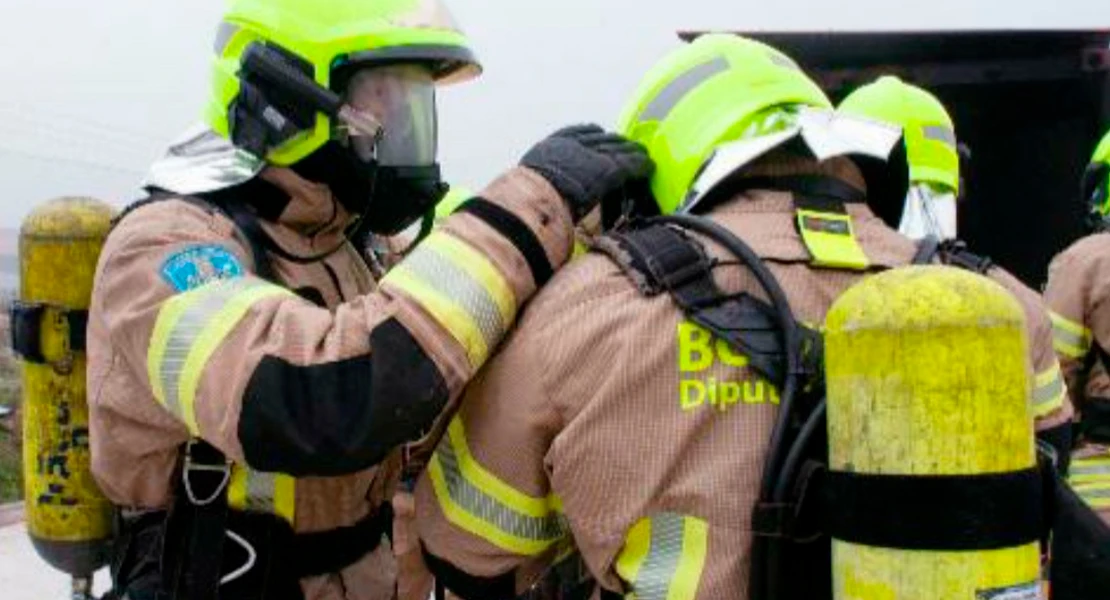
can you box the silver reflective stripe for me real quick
[1078,487,1110,500]
[436,433,565,542]
[246,470,276,513]
[1072,462,1110,478]
[635,514,685,600]
[159,278,255,418]
[214,22,240,55]
[640,58,730,122]
[1052,323,1090,355]
[403,246,505,350]
[922,125,957,148]
[1032,372,1065,409]
[767,52,801,71]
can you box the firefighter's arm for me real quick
[996,272,1072,428]
[1044,248,1098,405]
[1017,287,1074,462]
[414,318,568,600]
[95,168,574,477]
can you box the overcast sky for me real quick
[0,0,1105,226]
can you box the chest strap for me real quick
[594,222,823,392]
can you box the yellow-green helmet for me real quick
[839,76,960,194]
[206,0,480,166]
[1083,129,1110,228]
[617,34,831,215]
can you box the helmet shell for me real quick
[617,34,831,214]
[839,76,959,194]
[205,0,481,165]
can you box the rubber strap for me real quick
[9,303,88,364]
[422,546,516,600]
[815,467,1045,551]
[456,197,554,287]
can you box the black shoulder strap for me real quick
[594,221,823,395]
[913,236,993,275]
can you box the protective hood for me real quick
[683,106,902,213]
[143,124,265,195]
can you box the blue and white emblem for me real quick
[161,244,244,291]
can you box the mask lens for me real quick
[340,64,438,167]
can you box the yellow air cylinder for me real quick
[824,265,1041,600]
[15,197,115,583]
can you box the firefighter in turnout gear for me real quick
[1044,128,1110,523]
[839,75,1074,458]
[85,1,652,599]
[407,34,970,599]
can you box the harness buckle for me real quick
[182,439,232,506]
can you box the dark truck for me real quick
[681,30,1110,288]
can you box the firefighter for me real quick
[838,75,1074,459]
[86,1,652,599]
[1043,128,1110,523]
[405,34,959,600]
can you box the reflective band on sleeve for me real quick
[1070,454,1110,485]
[1072,482,1110,509]
[922,124,957,148]
[426,417,565,556]
[382,232,516,369]
[1050,311,1092,359]
[228,464,296,523]
[147,278,293,434]
[1032,363,1067,418]
[615,513,709,600]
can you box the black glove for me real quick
[520,124,654,222]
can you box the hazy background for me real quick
[0,0,1106,227]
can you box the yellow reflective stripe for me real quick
[669,518,709,600]
[177,283,293,434]
[615,518,652,592]
[1050,311,1091,359]
[382,232,515,369]
[386,267,489,366]
[147,285,216,406]
[228,465,297,523]
[1073,482,1110,509]
[427,416,565,555]
[572,240,589,259]
[1070,456,1110,485]
[616,514,709,600]
[1032,363,1067,418]
[444,418,553,517]
[427,234,515,326]
[147,278,292,434]
[146,281,238,425]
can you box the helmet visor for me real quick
[337,64,438,167]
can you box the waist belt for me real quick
[109,440,393,600]
[291,502,393,578]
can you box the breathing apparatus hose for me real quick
[656,214,806,600]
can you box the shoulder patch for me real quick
[161,244,244,291]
